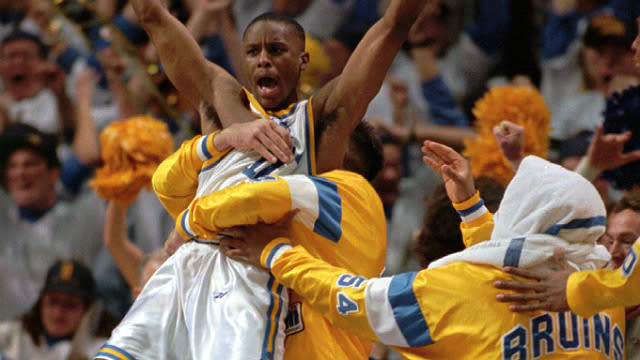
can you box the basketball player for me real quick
[95,0,428,359]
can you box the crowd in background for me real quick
[1,0,640,359]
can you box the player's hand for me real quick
[220,210,298,267]
[586,125,640,172]
[164,228,188,256]
[493,120,524,172]
[421,140,475,203]
[493,248,574,313]
[214,118,294,164]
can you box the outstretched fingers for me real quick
[493,279,545,292]
[423,140,462,164]
[621,149,640,165]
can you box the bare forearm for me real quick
[72,92,100,165]
[57,91,76,135]
[104,201,145,289]
[130,0,215,108]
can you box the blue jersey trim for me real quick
[273,103,299,120]
[266,242,292,269]
[261,275,283,360]
[504,237,526,267]
[309,177,342,242]
[457,199,485,217]
[388,272,433,347]
[181,210,195,237]
[200,151,230,173]
[270,283,285,358]
[304,103,312,175]
[544,216,606,235]
[200,134,212,159]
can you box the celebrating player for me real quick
[96,0,429,359]
[221,144,626,359]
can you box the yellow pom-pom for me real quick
[464,86,551,186]
[90,116,174,206]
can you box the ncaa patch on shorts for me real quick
[285,302,304,335]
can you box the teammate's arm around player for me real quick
[494,239,640,317]
[219,228,426,349]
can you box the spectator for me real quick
[0,260,112,360]
[539,0,610,120]
[602,194,640,269]
[551,14,636,141]
[600,192,640,359]
[0,31,73,135]
[371,133,424,274]
[0,123,105,320]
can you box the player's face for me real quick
[602,209,640,269]
[243,21,308,110]
[6,149,58,210]
[40,291,86,338]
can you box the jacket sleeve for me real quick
[567,239,640,318]
[175,175,295,239]
[152,131,230,219]
[260,238,434,349]
[453,191,494,248]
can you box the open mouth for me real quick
[11,74,26,84]
[257,76,279,96]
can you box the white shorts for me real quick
[95,241,288,360]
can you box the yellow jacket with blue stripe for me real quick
[261,238,625,360]
[568,239,640,318]
[174,169,386,359]
[256,196,625,360]
[152,133,386,359]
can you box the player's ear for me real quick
[299,51,309,72]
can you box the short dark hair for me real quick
[244,12,306,47]
[343,121,383,181]
[415,177,504,268]
[1,30,48,59]
[609,191,640,216]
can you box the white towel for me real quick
[429,156,611,271]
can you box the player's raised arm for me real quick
[312,0,430,172]
[130,0,245,129]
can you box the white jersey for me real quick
[195,98,315,199]
[97,94,315,360]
